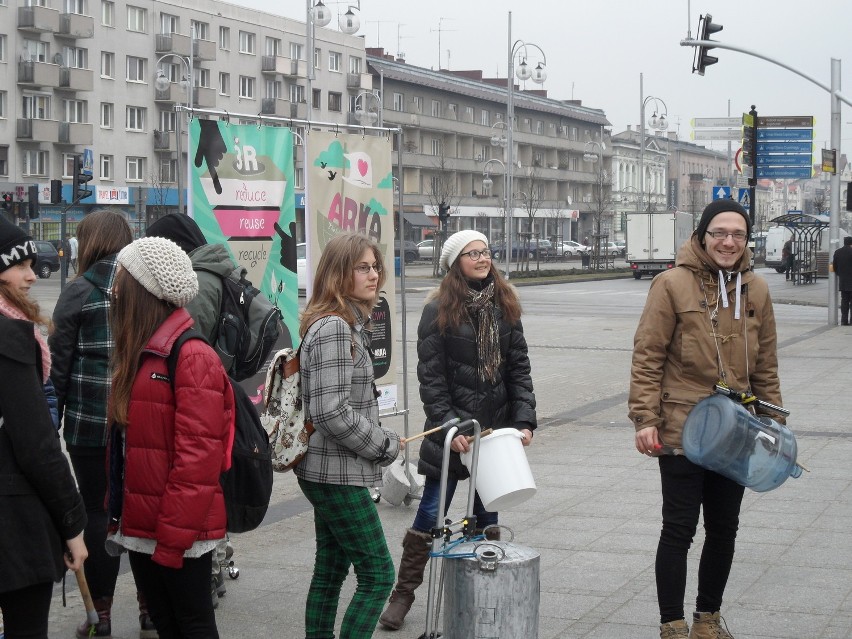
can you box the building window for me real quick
[480,110,489,126]
[23,150,48,177]
[191,20,209,40]
[448,103,457,118]
[219,26,230,50]
[126,6,147,33]
[289,84,305,104]
[239,31,256,54]
[22,95,50,120]
[392,93,404,112]
[100,102,113,128]
[464,105,474,122]
[159,157,177,183]
[265,37,281,56]
[101,1,114,27]
[219,72,230,95]
[100,154,113,180]
[126,106,145,131]
[63,46,87,69]
[328,51,341,72]
[290,42,304,61]
[349,56,362,74]
[22,39,48,63]
[196,68,210,88]
[431,100,441,118]
[160,13,178,35]
[126,56,146,82]
[100,51,114,78]
[266,80,281,99]
[159,110,176,132]
[327,92,342,112]
[239,76,255,99]
[0,146,7,177]
[64,99,86,123]
[294,168,304,189]
[0,35,6,63]
[313,47,320,69]
[536,120,544,134]
[412,96,423,114]
[430,138,442,156]
[570,126,578,141]
[127,157,145,181]
[0,91,6,119]
[312,89,321,109]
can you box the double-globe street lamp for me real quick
[482,158,507,265]
[354,89,382,127]
[639,72,669,214]
[306,1,362,114]
[154,28,195,215]
[505,10,547,280]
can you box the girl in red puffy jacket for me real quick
[106,237,234,639]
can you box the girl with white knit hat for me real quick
[106,237,234,638]
[380,229,537,630]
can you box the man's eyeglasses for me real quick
[354,262,383,275]
[706,230,748,242]
[459,249,492,261]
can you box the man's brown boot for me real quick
[660,618,689,638]
[689,611,734,639]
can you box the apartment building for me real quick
[0,0,367,238]
[366,50,611,245]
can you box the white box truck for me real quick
[627,210,694,279]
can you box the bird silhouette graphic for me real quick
[327,170,337,180]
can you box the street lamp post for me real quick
[639,73,669,215]
[505,10,547,280]
[154,27,195,216]
[482,158,506,264]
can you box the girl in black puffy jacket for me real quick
[380,230,537,630]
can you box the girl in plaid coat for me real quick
[295,233,403,639]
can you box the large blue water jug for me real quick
[682,394,802,492]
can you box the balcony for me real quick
[57,122,93,145]
[261,55,297,76]
[193,86,216,109]
[154,84,177,102]
[346,72,372,90]
[57,13,94,39]
[290,102,307,119]
[57,66,94,92]
[17,61,60,88]
[153,130,176,152]
[261,97,291,116]
[192,38,216,62]
[155,33,191,57]
[17,5,60,33]
[17,118,60,144]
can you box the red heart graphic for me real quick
[358,159,369,177]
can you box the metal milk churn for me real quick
[443,541,540,638]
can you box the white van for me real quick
[765,226,793,272]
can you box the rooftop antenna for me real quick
[396,23,411,60]
[366,19,395,49]
[430,17,456,69]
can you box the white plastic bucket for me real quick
[381,460,424,506]
[461,429,536,511]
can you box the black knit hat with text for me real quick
[0,216,38,274]
[695,199,752,245]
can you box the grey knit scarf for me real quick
[464,282,501,382]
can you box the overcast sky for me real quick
[231,0,849,157]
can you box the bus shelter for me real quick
[768,212,829,285]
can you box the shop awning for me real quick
[403,212,437,227]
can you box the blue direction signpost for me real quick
[753,116,814,179]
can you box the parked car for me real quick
[34,240,60,279]
[297,242,306,294]
[614,241,626,256]
[528,239,557,260]
[394,240,419,263]
[417,239,436,260]
[603,241,625,257]
[557,240,590,257]
[489,242,534,261]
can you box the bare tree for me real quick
[425,150,461,275]
[147,169,173,222]
[588,164,614,271]
[517,165,547,272]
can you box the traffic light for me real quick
[437,201,451,227]
[50,179,63,204]
[693,14,723,76]
[72,155,93,202]
[28,185,39,219]
[1,192,12,210]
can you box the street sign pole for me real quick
[748,106,757,228]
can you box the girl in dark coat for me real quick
[380,230,537,630]
[48,210,143,638]
[0,217,88,639]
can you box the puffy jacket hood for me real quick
[189,243,236,279]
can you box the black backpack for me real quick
[167,329,273,533]
[206,266,281,382]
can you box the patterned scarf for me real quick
[464,281,501,383]
[0,294,51,382]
